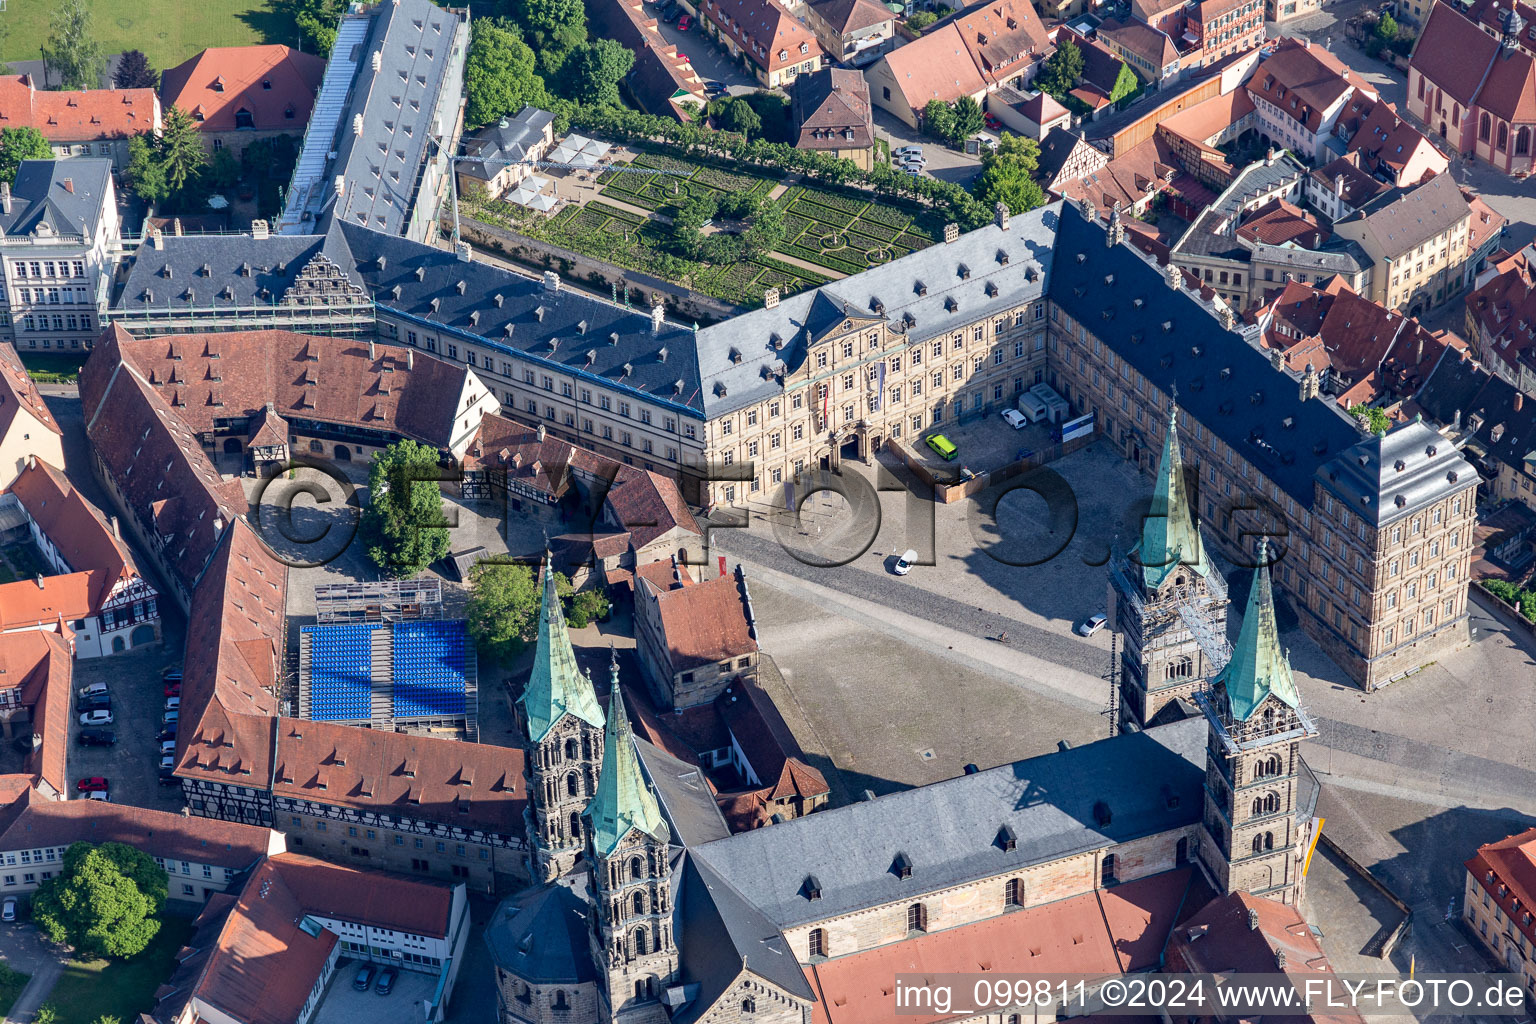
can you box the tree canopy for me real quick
[922,99,955,143]
[126,107,209,210]
[563,40,635,107]
[1036,37,1084,98]
[0,129,54,186]
[31,842,166,959]
[907,9,938,29]
[464,19,548,129]
[922,97,983,145]
[43,0,105,91]
[512,0,588,77]
[974,132,1046,215]
[1348,403,1391,436]
[363,439,452,575]
[113,50,158,90]
[466,562,575,662]
[287,0,346,54]
[723,98,762,139]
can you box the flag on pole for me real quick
[873,360,886,412]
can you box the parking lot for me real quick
[645,1,761,97]
[312,961,439,1024]
[66,635,184,812]
[908,410,1058,478]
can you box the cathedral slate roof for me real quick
[692,717,1206,930]
[519,557,604,743]
[1213,542,1299,723]
[586,664,668,858]
[1140,408,1209,589]
[484,879,601,985]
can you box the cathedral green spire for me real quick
[518,556,604,743]
[1141,405,1209,589]
[585,653,667,858]
[1214,541,1300,722]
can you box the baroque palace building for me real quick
[104,200,1476,690]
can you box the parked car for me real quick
[1075,613,1108,637]
[893,144,922,158]
[704,80,727,94]
[159,754,175,771]
[76,682,109,700]
[677,13,692,29]
[162,667,183,684]
[376,966,398,995]
[75,776,109,793]
[85,790,109,802]
[76,728,115,747]
[158,728,176,743]
[984,112,1001,130]
[353,965,377,991]
[893,549,918,576]
[1001,409,1026,429]
[2,898,16,923]
[160,738,178,755]
[925,434,958,461]
[157,769,180,786]
[78,709,113,727]
[164,696,181,712]
[662,4,682,20]
[79,695,111,713]
[164,681,181,698]
[163,710,179,727]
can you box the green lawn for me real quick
[18,353,84,384]
[0,962,30,1019]
[2,0,299,77]
[44,916,194,1023]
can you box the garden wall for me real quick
[458,215,743,324]
[1472,580,1536,640]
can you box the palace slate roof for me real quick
[1337,171,1471,259]
[692,716,1207,930]
[1052,202,1364,503]
[1315,418,1472,526]
[695,204,1058,418]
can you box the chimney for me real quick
[407,350,414,370]
[250,219,269,240]
[1300,361,1320,401]
[1517,393,1525,412]
[110,516,121,541]
[536,422,547,442]
[25,454,34,470]
[34,575,43,589]
[1415,334,1424,364]
[943,222,961,244]
[1248,907,1260,930]
[763,287,779,309]
[62,178,73,194]
[1271,349,1283,370]
[1166,263,1182,291]
[1266,147,1276,166]
[1107,201,1124,248]
[371,49,383,71]
[1218,305,1237,330]
[455,241,471,262]
[651,302,665,333]
[543,270,560,292]
[150,228,164,250]
[353,113,364,136]
[1335,172,1346,198]
[333,175,345,199]
[994,200,1010,231]
[0,181,10,216]
[172,218,183,236]
[368,339,376,360]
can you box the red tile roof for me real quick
[642,571,756,674]
[263,851,455,937]
[794,68,874,152]
[1468,828,1536,949]
[879,23,989,110]
[160,45,325,134]
[3,632,70,794]
[715,681,827,802]
[0,342,61,440]
[0,785,277,868]
[1246,38,1376,134]
[1409,2,1503,108]
[8,458,144,611]
[704,0,824,73]
[807,869,1193,1024]
[0,571,96,632]
[1237,198,1329,247]
[1466,246,1536,366]
[0,75,159,142]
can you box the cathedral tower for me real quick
[1110,406,1229,728]
[1198,542,1318,907]
[585,657,677,1024]
[518,556,606,882]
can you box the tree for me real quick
[113,49,158,90]
[159,107,208,196]
[566,588,610,628]
[464,20,548,130]
[1037,37,1084,98]
[907,9,937,29]
[33,1007,59,1024]
[724,98,762,140]
[1348,403,1391,435]
[125,135,170,205]
[466,562,559,662]
[1375,12,1398,40]
[974,131,1045,214]
[31,842,165,959]
[43,0,105,90]
[563,40,634,107]
[362,439,452,575]
[513,0,588,77]
[922,99,955,143]
[951,96,984,140]
[206,147,239,192]
[0,128,54,186]
[286,0,346,54]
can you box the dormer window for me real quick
[891,851,912,879]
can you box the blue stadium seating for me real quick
[303,623,380,721]
[391,620,468,718]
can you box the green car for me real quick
[925,434,958,461]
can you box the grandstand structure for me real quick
[298,581,478,738]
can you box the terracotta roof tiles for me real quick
[160,45,325,134]
[0,75,159,142]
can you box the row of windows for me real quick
[290,816,492,858]
[19,313,93,333]
[11,260,86,280]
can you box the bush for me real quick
[566,589,611,628]
[1483,580,1536,620]
[907,10,938,29]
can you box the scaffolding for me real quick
[315,579,445,624]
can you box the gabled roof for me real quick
[1099,18,1179,71]
[0,341,61,441]
[792,68,874,151]
[0,159,113,239]
[1408,2,1501,107]
[809,0,893,34]
[161,45,325,133]
[705,0,824,72]
[694,716,1206,929]
[642,571,757,674]
[520,558,605,743]
[1467,828,1536,950]
[875,23,989,109]
[8,458,145,610]
[0,633,70,795]
[1338,171,1471,259]
[1245,38,1375,133]
[0,75,157,141]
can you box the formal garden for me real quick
[471,145,945,308]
